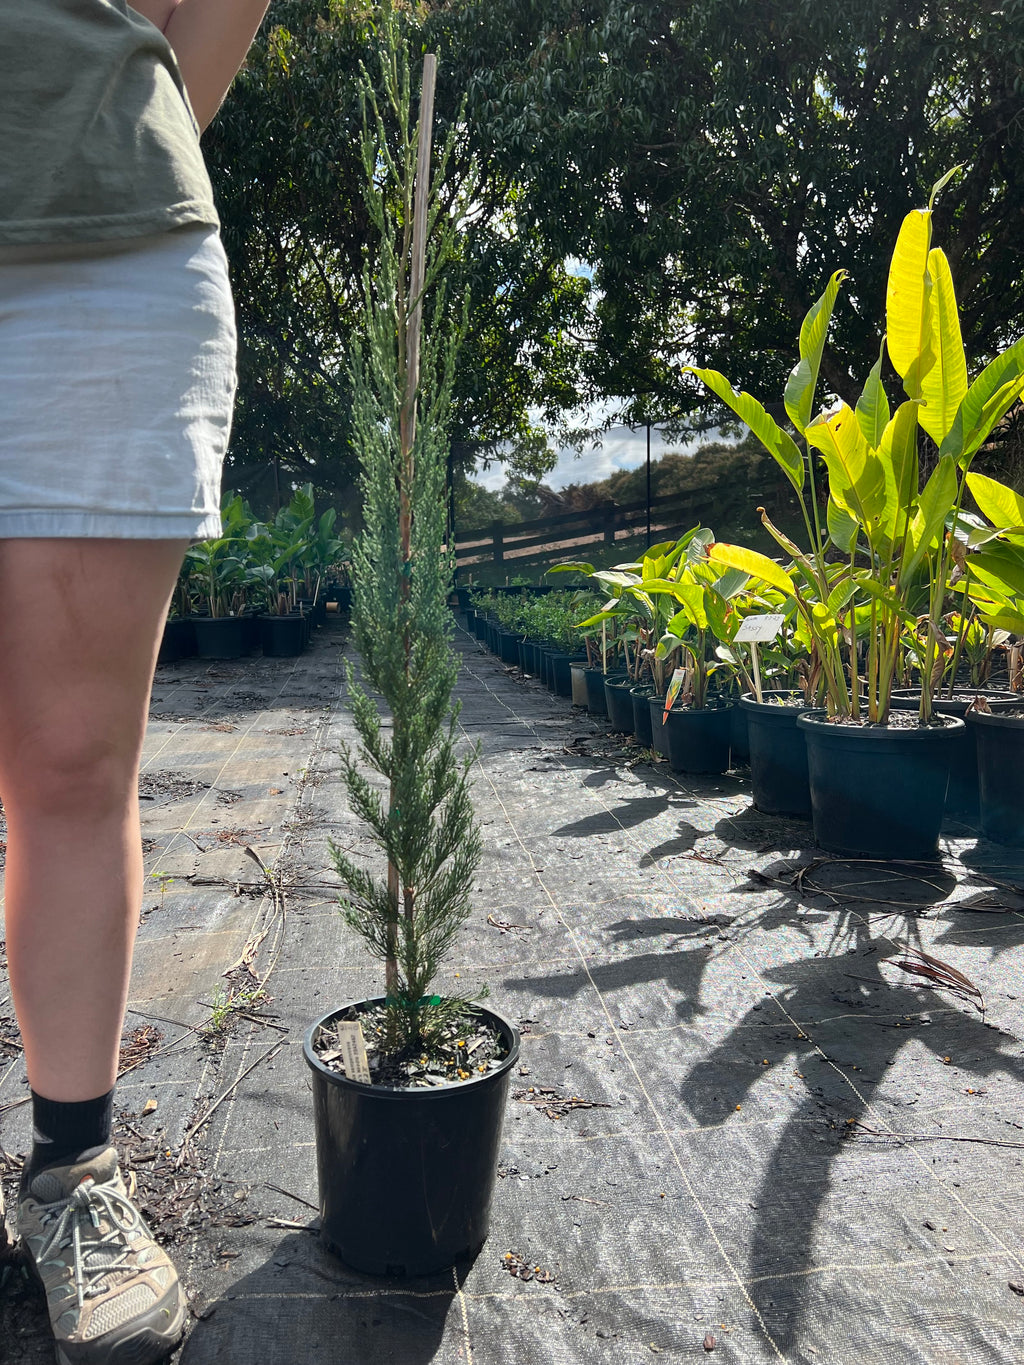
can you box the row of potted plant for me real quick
[465,183,1024,853]
[159,485,350,660]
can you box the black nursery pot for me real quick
[730,702,749,764]
[583,666,611,715]
[797,711,963,859]
[604,676,637,733]
[631,685,654,747]
[157,616,196,664]
[648,693,669,756]
[967,708,1024,846]
[259,612,306,657]
[550,652,580,699]
[495,628,522,666]
[303,1002,520,1277]
[664,702,734,775]
[192,614,246,660]
[740,691,813,817]
[890,688,1018,821]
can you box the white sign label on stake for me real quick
[335,1020,372,1084]
[734,613,785,644]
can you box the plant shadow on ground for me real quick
[178,1228,464,1365]
[508,740,1024,1358]
[680,831,1024,1356]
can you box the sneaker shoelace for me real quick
[35,1177,145,1312]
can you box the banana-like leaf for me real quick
[855,340,891,447]
[826,577,857,616]
[575,609,621,629]
[900,454,958,585]
[784,270,848,433]
[967,472,1024,541]
[684,366,805,493]
[806,403,886,526]
[943,373,1024,471]
[714,566,752,599]
[875,400,921,548]
[928,164,964,208]
[591,569,641,590]
[671,581,708,631]
[855,574,919,628]
[703,588,733,642]
[919,248,967,446]
[886,208,935,400]
[709,543,795,595]
[826,497,859,553]
[547,561,594,575]
[968,542,1024,599]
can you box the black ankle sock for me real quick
[24,1087,114,1185]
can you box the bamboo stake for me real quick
[387,54,438,1000]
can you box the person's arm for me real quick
[128,0,271,131]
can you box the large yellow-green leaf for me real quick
[826,497,858,553]
[918,248,967,446]
[805,403,886,527]
[967,472,1024,542]
[874,401,920,549]
[886,209,935,400]
[900,454,957,585]
[684,367,804,492]
[855,341,891,447]
[968,542,1024,599]
[940,338,1024,468]
[709,542,794,595]
[783,270,848,434]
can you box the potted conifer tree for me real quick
[302,25,518,1277]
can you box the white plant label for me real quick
[735,613,785,643]
[336,1021,372,1084]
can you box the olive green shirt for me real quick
[0,0,219,245]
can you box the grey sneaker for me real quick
[18,1147,185,1365]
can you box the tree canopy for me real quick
[437,0,1024,428]
[205,0,1024,511]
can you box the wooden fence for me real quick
[453,487,722,570]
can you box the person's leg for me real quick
[0,538,186,1124]
[0,539,190,1363]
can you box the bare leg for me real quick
[0,539,187,1102]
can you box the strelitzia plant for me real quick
[688,169,1024,724]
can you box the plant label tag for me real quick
[336,1021,372,1084]
[663,667,686,720]
[735,613,785,643]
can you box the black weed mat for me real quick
[4,620,1024,1363]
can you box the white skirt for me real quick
[0,225,236,539]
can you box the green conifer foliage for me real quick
[330,16,482,1052]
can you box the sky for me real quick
[472,405,718,491]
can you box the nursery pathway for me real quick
[3,615,1024,1363]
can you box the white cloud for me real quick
[473,423,718,491]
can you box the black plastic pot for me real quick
[157,616,196,664]
[583,666,610,715]
[631,686,654,747]
[192,615,246,660]
[550,652,580,699]
[240,612,261,653]
[604,676,637,733]
[664,702,734,775]
[797,711,963,858]
[740,691,813,817]
[648,693,669,756]
[967,708,1024,845]
[304,1001,520,1277]
[730,702,750,764]
[890,688,1018,820]
[495,629,522,666]
[259,613,306,657]
[336,586,353,612]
